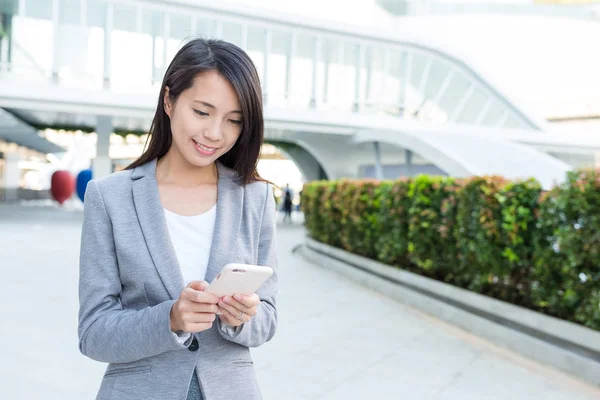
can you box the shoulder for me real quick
[218,162,273,204]
[244,180,272,202]
[94,169,132,187]
[245,180,277,215]
[87,169,133,201]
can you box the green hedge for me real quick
[301,171,600,331]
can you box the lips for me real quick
[192,139,217,155]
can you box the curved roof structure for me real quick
[229,2,600,121]
[354,128,571,190]
[0,0,591,186]
[379,14,600,120]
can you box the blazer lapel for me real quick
[131,159,184,300]
[130,158,243,298]
[204,161,243,283]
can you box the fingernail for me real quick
[223,296,230,303]
[233,294,242,301]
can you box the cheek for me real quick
[170,114,196,142]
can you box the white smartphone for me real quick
[206,263,273,297]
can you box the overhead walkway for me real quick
[0,108,63,154]
[0,0,592,187]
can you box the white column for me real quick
[93,116,113,179]
[285,32,296,100]
[151,34,156,84]
[103,3,113,88]
[418,57,433,95]
[475,99,493,125]
[81,0,87,26]
[373,142,384,180]
[431,70,455,106]
[6,13,12,72]
[405,149,413,177]
[135,6,143,33]
[364,48,372,106]
[3,152,22,201]
[51,0,60,82]
[310,37,320,109]
[263,29,271,105]
[0,14,6,72]
[322,41,329,103]
[380,49,391,105]
[400,52,412,116]
[353,44,365,113]
[450,84,475,122]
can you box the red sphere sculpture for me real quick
[51,170,75,205]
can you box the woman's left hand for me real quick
[218,294,260,327]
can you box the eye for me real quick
[229,119,242,126]
[194,109,208,116]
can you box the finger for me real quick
[219,306,236,319]
[232,293,260,308]
[218,299,244,317]
[187,302,220,314]
[220,305,246,325]
[183,312,216,324]
[218,307,240,327]
[222,296,257,316]
[187,280,209,291]
[185,288,220,304]
[221,296,248,314]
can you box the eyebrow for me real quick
[193,100,242,115]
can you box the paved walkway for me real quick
[1,204,598,399]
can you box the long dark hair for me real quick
[126,38,265,185]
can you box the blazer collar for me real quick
[131,158,243,300]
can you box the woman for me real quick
[78,38,278,400]
[282,184,293,223]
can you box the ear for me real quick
[163,86,172,118]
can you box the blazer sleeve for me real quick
[217,183,279,347]
[77,180,190,364]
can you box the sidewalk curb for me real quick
[298,237,600,387]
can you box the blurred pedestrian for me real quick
[283,183,293,222]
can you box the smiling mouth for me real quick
[192,139,218,154]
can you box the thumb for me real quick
[188,280,209,292]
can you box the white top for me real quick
[163,205,239,344]
[163,205,217,286]
[164,205,219,345]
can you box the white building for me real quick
[1,0,600,199]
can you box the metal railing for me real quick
[0,0,542,130]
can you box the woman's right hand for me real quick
[170,281,221,333]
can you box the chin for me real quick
[184,153,218,168]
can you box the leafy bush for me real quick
[374,180,412,267]
[302,170,600,331]
[533,170,600,330]
[407,176,461,280]
[339,180,382,259]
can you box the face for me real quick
[163,70,243,168]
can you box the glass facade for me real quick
[0,0,533,129]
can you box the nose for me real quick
[203,120,222,142]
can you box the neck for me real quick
[156,151,217,186]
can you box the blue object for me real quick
[76,169,93,202]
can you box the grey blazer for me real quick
[78,158,278,400]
